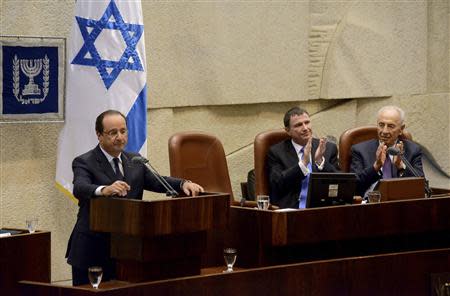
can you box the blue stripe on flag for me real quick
[125,85,147,153]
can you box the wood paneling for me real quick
[20,248,450,296]
[0,230,50,296]
[228,196,450,267]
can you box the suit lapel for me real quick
[94,145,117,182]
[284,140,300,167]
[120,153,132,184]
[311,138,319,172]
[366,140,379,168]
[285,138,319,166]
[392,160,398,177]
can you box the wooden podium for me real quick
[0,230,50,296]
[90,192,230,282]
[377,177,425,201]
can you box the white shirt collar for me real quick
[99,145,122,163]
[291,139,305,155]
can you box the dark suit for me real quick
[267,138,339,208]
[66,145,184,284]
[350,139,424,196]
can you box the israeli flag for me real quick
[56,0,147,197]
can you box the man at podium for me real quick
[66,109,204,286]
[350,105,424,197]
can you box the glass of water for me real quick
[368,191,381,203]
[223,248,237,273]
[256,195,270,210]
[25,218,38,233]
[88,266,103,289]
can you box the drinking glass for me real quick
[368,191,381,203]
[25,218,38,233]
[88,266,103,289]
[223,248,237,273]
[256,195,270,210]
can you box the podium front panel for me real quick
[89,192,230,282]
[90,192,230,236]
[0,230,50,296]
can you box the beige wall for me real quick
[1,0,449,282]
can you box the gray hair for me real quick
[377,105,405,124]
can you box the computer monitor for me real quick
[306,172,357,208]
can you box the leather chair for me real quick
[339,125,412,172]
[254,129,290,196]
[169,131,234,267]
[168,131,233,199]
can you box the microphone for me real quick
[386,147,432,198]
[386,147,420,177]
[386,146,400,156]
[131,156,179,197]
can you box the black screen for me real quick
[306,173,357,208]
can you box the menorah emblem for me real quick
[12,55,50,104]
[20,58,43,96]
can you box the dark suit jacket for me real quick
[267,138,339,208]
[66,145,184,269]
[350,139,424,196]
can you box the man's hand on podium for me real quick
[101,180,130,197]
[182,181,204,196]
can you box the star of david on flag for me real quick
[72,0,144,89]
[56,0,148,199]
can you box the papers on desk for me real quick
[0,229,23,237]
[274,208,299,212]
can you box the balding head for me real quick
[376,105,405,146]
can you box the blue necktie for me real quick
[113,157,124,181]
[382,156,392,179]
[299,148,312,208]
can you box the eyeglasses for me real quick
[103,129,128,138]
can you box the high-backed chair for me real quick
[339,125,412,172]
[169,131,234,267]
[168,131,233,199]
[254,129,290,196]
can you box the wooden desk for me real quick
[0,230,50,296]
[227,196,450,267]
[20,248,450,296]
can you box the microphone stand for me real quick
[132,156,179,198]
[144,162,179,197]
[391,150,433,198]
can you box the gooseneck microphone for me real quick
[131,156,179,197]
[386,147,432,198]
[386,147,421,177]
